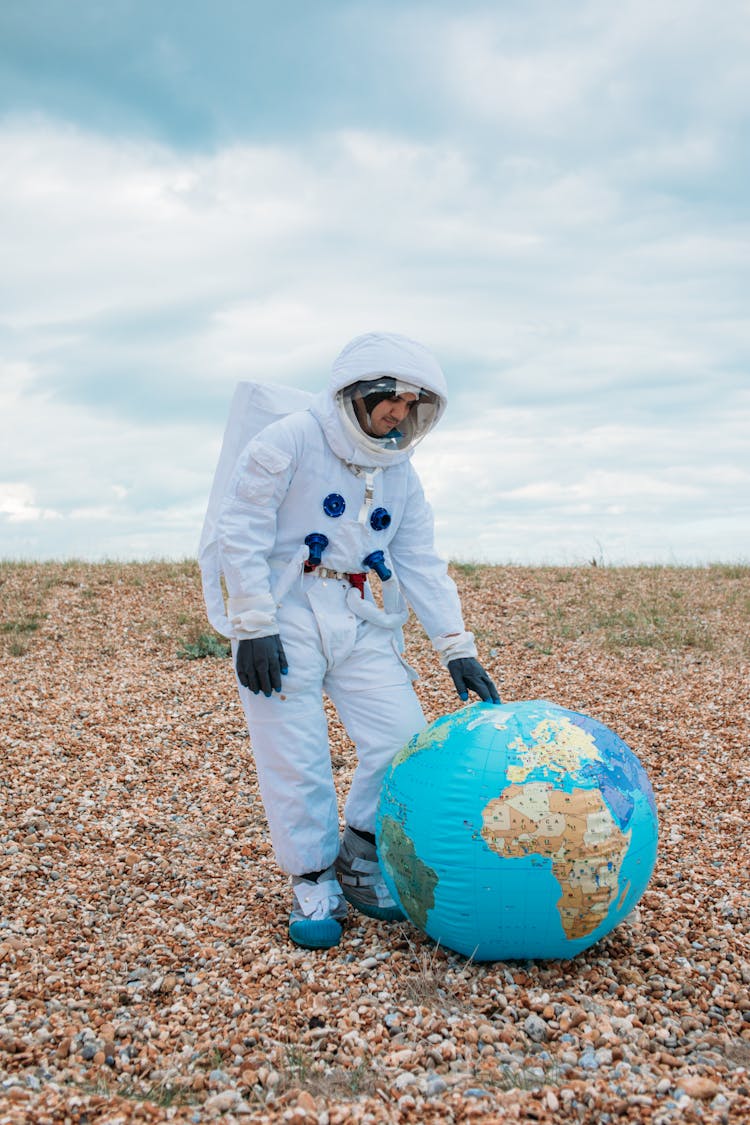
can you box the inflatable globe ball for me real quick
[376,700,658,961]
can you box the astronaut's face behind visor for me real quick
[359,391,417,437]
[337,376,440,456]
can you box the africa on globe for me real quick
[376,700,659,961]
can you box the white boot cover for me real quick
[289,866,348,950]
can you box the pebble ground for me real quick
[1,561,748,1124]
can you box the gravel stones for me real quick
[523,1014,549,1043]
[0,560,749,1123]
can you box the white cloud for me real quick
[437,23,604,129]
[428,0,750,143]
[0,483,61,524]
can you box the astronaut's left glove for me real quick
[448,657,500,704]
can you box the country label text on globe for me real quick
[376,700,659,961]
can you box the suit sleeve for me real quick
[217,424,297,639]
[388,464,477,662]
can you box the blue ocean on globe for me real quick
[376,699,659,961]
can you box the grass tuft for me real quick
[1,615,44,634]
[274,1043,380,1100]
[177,633,231,660]
[77,1075,198,1109]
[451,561,480,575]
[391,933,479,1014]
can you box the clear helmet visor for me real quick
[337,376,442,456]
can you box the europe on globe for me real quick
[376,699,659,961]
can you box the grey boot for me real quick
[335,826,405,922]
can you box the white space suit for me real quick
[205,333,479,880]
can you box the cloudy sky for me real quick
[1,0,748,565]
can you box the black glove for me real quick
[448,657,500,704]
[236,635,288,696]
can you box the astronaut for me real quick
[213,332,499,949]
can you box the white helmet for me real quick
[337,375,442,457]
[330,333,447,461]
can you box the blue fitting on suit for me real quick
[370,507,391,531]
[305,533,329,568]
[323,493,346,518]
[362,550,392,582]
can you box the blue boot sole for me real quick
[341,891,405,922]
[289,917,343,949]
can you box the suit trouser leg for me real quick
[233,625,341,877]
[233,592,426,875]
[326,621,426,835]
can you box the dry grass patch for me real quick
[275,1045,381,1101]
[447,562,750,663]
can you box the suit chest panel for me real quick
[277,437,408,548]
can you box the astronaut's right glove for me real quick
[448,657,501,704]
[236,635,289,697]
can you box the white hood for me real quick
[310,332,448,468]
